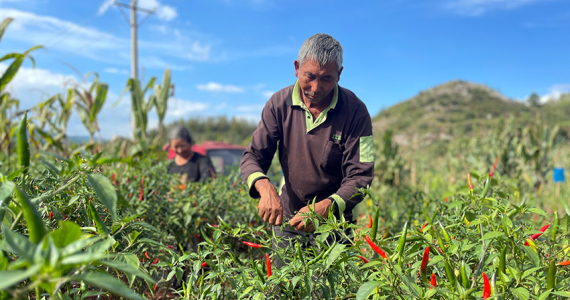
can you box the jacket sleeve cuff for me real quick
[247,172,269,199]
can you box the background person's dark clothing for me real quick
[168,153,214,183]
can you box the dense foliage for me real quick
[1,16,570,300]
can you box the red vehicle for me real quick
[164,141,246,175]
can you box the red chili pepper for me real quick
[430,273,436,289]
[444,197,448,202]
[167,245,173,249]
[141,178,144,186]
[139,187,144,201]
[154,283,158,291]
[420,222,428,233]
[420,246,430,277]
[49,211,53,220]
[151,258,159,265]
[365,235,387,259]
[524,224,550,245]
[266,253,272,278]
[489,156,499,178]
[145,251,151,260]
[112,173,118,186]
[201,262,208,268]
[243,241,262,248]
[559,261,570,266]
[69,189,74,196]
[62,213,67,221]
[357,256,369,264]
[129,193,132,197]
[482,272,491,299]
[367,215,373,229]
[467,173,473,190]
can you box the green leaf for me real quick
[0,18,13,41]
[552,291,570,298]
[512,287,529,300]
[481,231,504,241]
[325,243,346,270]
[99,259,155,284]
[356,281,383,300]
[537,290,551,300]
[71,272,145,300]
[51,221,82,248]
[520,246,539,268]
[2,225,34,262]
[428,255,444,267]
[315,224,334,233]
[527,208,546,216]
[239,286,254,299]
[60,238,113,265]
[60,237,101,257]
[87,174,117,220]
[0,264,41,290]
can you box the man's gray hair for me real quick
[298,33,343,71]
[169,125,193,144]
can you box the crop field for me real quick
[1,17,570,300]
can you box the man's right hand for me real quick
[255,178,283,226]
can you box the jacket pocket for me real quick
[320,140,343,171]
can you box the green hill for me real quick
[372,80,570,145]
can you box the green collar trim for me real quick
[292,80,338,110]
[292,80,339,133]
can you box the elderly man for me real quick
[240,33,374,243]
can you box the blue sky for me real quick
[0,0,569,139]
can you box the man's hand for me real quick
[255,179,283,226]
[289,198,333,233]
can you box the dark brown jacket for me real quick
[241,82,374,220]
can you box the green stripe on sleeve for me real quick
[247,172,267,190]
[359,136,374,163]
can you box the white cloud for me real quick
[0,8,211,67]
[165,98,209,118]
[540,84,570,103]
[444,0,542,16]
[262,91,274,98]
[98,0,177,21]
[104,67,129,75]
[197,82,246,93]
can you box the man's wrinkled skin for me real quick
[254,59,342,232]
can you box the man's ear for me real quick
[294,60,300,78]
[337,66,343,83]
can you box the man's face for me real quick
[295,59,343,105]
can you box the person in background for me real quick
[168,126,214,183]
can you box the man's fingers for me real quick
[268,208,277,225]
[275,212,283,226]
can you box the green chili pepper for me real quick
[460,261,469,289]
[14,186,46,244]
[439,222,451,244]
[397,222,408,265]
[551,211,559,242]
[444,260,456,289]
[296,243,305,265]
[17,113,30,171]
[435,229,446,255]
[88,201,109,239]
[480,175,490,197]
[547,260,556,291]
[306,248,326,266]
[229,252,243,266]
[251,258,265,284]
[499,245,507,275]
[371,207,380,242]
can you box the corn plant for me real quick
[75,73,108,152]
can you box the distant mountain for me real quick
[372,80,570,146]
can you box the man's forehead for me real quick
[301,60,338,73]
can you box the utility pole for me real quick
[113,0,155,138]
[113,0,155,79]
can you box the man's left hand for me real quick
[289,198,334,232]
